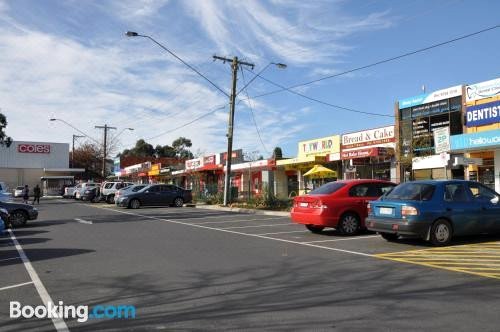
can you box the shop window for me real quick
[449,111,463,135]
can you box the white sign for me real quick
[341,125,395,149]
[185,158,203,170]
[466,78,500,102]
[399,85,462,108]
[412,154,449,170]
[433,126,450,154]
[453,157,483,166]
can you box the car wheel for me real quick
[380,232,399,242]
[305,224,324,234]
[173,197,184,207]
[129,199,140,209]
[10,210,28,227]
[106,195,114,204]
[430,219,452,246]
[337,213,360,235]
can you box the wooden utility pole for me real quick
[213,55,254,206]
[95,124,116,178]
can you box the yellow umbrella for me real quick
[303,164,337,179]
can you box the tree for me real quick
[272,147,283,160]
[155,144,176,158]
[71,143,102,180]
[121,139,155,157]
[0,112,13,147]
[172,137,194,159]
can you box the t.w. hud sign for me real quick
[17,144,51,154]
[341,126,395,149]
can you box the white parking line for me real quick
[0,281,34,292]
[8,230,69,332]
[191,217,285,225]
[89,206,373,258]
[74,218,93,224]
[220,223,296,230]
[0,256,21,262]
[255,230,310,235]
[302,235,380,244]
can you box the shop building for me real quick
[0,141,84,195]
[450,77,500,191]
[276,135,341,197]
[396,85,464,182]
[340,125,397,182]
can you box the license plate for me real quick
[299,202,308,207]
[379,207,393,215]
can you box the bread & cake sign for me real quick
[341,126,395,149]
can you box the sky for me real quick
[0,0,499,159]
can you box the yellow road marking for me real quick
[376,241,500,280]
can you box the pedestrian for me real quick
[22,184,29,204]
[32,184,41,205]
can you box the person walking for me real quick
[22,184,29,204]
[32,184,41,205]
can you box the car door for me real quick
[142,185,161,206]
[158,185,177,205]
[347,183,371,220]
[466,182,500,233]
[443,183,481,236]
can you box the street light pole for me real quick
[95,124,117,178]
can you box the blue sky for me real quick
[0,0,499,158]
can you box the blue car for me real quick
[366,180,500,246]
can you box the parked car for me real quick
[291,179,397,235]
[0,207,9,231]
[116,184,192,209]
[101,181,135,204]
[114,184,148,203]
[82,187,102,202]
[0,201,38,227]
[14,186,24,198]
[366,180,500,246]
[63,185,76,198]
[75,183,100,200]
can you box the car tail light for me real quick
[367,203,372,215]
[310,200,327,209]
[402,206,418,216]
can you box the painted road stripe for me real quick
[89,205,374,258]
[191,217,286,225]
[256,230,310,235]
[0,281,34,292]
[303,235,380,244]
[220,223,296,230]
[75,218,93,224]
[8,230,69,331]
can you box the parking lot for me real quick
[1,199,499,331]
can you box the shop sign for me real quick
[298,135,340,158]
[433,126,450,154]
[412,153,449,170]
[450,129,500,151]
[340,147,386,160]
[453,157,483,166]
[203,155,216,165]
[466,100,500,127]
[327,152,341,161]
[221,149,243,163]
[466,77,500,102]
[185,158,203,170]
[341,126,395,149]
[399,85,462,109]
[17,144,51,154]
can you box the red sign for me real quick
[18,144,51,154]
[341,148,386,160]
[203,155,216,165]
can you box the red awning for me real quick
[197,164,223,171]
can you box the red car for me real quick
[291,179,396,235]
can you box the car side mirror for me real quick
[145,190,150,193]
[491,196,499,204]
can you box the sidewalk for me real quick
[193,203,290,217]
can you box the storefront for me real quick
[341,126,396,181]
[0,141,84,195]
[396,85,464,182]
[276,135,340,197]
[452,77,500,191]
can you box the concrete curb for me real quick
[193,204,290,217]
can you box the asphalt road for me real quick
[1,199,499,331]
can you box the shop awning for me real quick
[303,165,337,179]
[198,164,223,171]
[340,147,393,160]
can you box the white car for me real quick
[64,186,76,198]
[101,182,134,204]
[14,186,24,198]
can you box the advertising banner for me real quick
[185,158,203,170]
[340,147,387,160]
[341,126,395,150]
[399,85,462,109]
[465,100,500,127]
[450,129,500,151]
[466,78,500,102]
[298,135,340,158]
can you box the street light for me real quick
[49,118,100,145]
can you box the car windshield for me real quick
[309,182,346,195]
[104,183,114,189]
[385,183,435,201]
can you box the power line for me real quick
[244,67,393,117]
[146,105,227,141]
[249,24,500,100]
[239,67,269,155]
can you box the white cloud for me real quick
[110,0,170,20]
